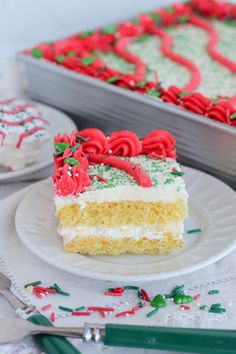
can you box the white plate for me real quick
[15,167,236,281]
[0,103,77,182]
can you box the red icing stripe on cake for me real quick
[0,104,36,115]
[16,126,46,148]
[0,116,49,126]
[88,154,152,188]
[151,27,201,92]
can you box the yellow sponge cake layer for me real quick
[57,199,187,228]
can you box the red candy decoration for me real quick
[142,130,176,159]
[180,92,211,115]
[108,130,142,157]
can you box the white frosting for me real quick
[0,99,50,170]
[55,156,188,210]
[58,221,184,243]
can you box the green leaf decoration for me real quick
[230,113,236,120]
[179,91,193,97]
[150,12,161,24]
[64,157,81,166]
[53,151,63,157]
[78,30,93,39]
[82,56,95,66]
[67,51,76,57]
[131,18,140,24]
[102,25,117,34]
[54,142,70,153]
[165,6,174,14]
[136,81,146,88]
[135,34,152,43]
[174,294,194,304]
[107,76,120,83]
[151,294,167,308]
[70,143,80,153]
[56,55,64,63]
[146,90,160,98]
[178,15,190,24]
[31,48,43,59]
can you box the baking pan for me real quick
[19,54,236,188]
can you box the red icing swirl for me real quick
[76,128,108,154]
[180,93,212,115]
[141,130,176,159]
[108,130,141,157]
[88,154,152,188]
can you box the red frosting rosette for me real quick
[180,92,211,115]
[160,86,181,105]
[206,101,234,125]
[141,130,176,159]
[77,128,108,154]
[108,130,142,157]
[55,164,91,196]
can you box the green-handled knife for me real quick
[0,319,236,354]
[0,272,81,354]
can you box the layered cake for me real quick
[27,0,236,126]
[0,98,50,170]
[53,129,188,255]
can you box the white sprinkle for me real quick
[125,313,129,317]
[108,149,112,153]
[106,136,110,140]
[75,173,79,176]
[93,176,97,180]
[101,163,104,166]
[59,167,62,171]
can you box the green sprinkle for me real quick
[174,294,193,305]
[58,291,70,296]
[208,290,220,295]
[146,90,160,98]
[107,76,120,83]
[70,143,80,153]
[53,151,63,157]
[164,294,173,299]
[136,81,146,88]
[151,294,167,308]
[210,303,221,309]
[171,285,185,295]
[53,283,62,292]
[179,91,193,97]
[165,6,174,13]
[187,228,202,234]
[31,48,43,59]
[59,306,73,312]
[149,13,161,24]
[56,55,64,63]
[199,305,207,310]
[76,134,89,142]
[124,285,140,291]
[135,34,152,43]
[138,301,145,308]
[230,113,236,120]
[209,308,226,314]
[64,157,81,166]
[102,25,116,34]
[105,164,111,171]
[82,56,95,66]
[75,306,86,312]
[171,171,184,176]
[98,65,107,74]
[146,308,159,318]
[24,281,41,288]
[54,142,70,153]
[137,290,142,299]
[67,51,76,57]
[78,31,93,38]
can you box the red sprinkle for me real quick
[33,289,43,299]
[34,286,56,294]
[194,294,201,301]
[180,305,190,310]
[116,310,135,318]
[132,303,147,312]
[41,304,52,311]
[51,312,55,322]
[87,307,114,312]
[72,311,91,316]
[104,292,122,296]
[140,289,151,302]
[112,287,124,294]
[94,174,107,183]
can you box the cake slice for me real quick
[53,129,188,255]
[0,98,50,170]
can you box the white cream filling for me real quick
[58,221,184,243]
[55,186,188,211]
